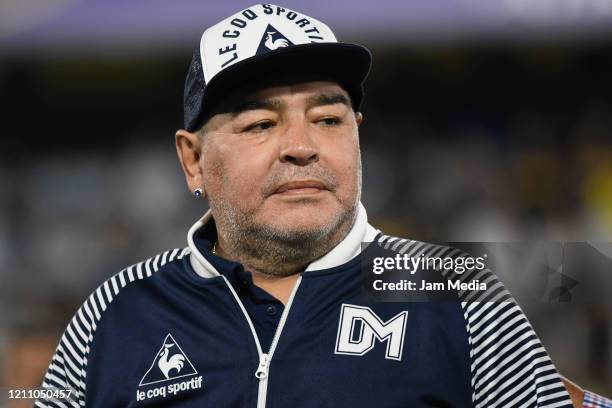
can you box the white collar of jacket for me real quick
[187,202,380,279]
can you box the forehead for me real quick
[240,80,349,105]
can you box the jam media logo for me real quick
[139,334,198,386]
[256,24,293,54]
[335,304,408,361]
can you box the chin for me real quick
[258,205,342,237]
[272,213,334,231]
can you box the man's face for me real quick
[200,80,362,246]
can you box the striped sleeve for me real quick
[462,299,571,407]
[377,234,574,408]
[583,390,612,407]
[35,248,189,408]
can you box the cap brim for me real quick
[198,42,371,127]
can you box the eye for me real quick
[244,120,275,133]
[318,117,341,127]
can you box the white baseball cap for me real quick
[183,4,372,131]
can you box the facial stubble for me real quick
[206,152,362,277]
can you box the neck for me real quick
[217,244,301,304]
[250,273,299,305]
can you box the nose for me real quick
[279,119,319,166]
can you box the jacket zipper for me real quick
[221,274,303,408]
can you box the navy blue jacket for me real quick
[37,204,572,407]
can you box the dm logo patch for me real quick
[257,24,294,55]
[139,333,198,386]
[335,304,408,361]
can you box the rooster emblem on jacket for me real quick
[157,343,185,379]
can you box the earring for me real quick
[193,188,203,198]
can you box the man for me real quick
[37,4,609,407]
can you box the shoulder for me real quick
[374,232,509,301]
[38,247,190,407]
[83,248,190,320]
[375,232,460,258]
[372,232,572,407]
[73,247,190,338]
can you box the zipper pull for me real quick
[255,353,270,379]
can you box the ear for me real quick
[355,112,363,126]
[175,129,204,195]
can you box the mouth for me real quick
[273,180,327,195]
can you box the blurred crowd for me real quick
[1,43,611,404]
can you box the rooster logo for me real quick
[264,31,290,50]
[256,24,294,55]
[157,343,185,379]
[139,334,198,386]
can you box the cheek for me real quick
[203,142,273,203]
[323,134,361,190]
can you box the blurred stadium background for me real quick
[1,0,611,405]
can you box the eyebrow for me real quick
[230,92,351,116]
[306,92,351,109]
[231,98,282,116]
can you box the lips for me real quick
[274,180,326,194]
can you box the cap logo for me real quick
[257,24,293,54]
[200,4,337,83]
